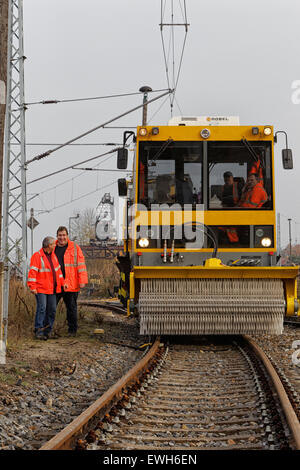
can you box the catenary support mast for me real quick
[1,0,27,364]
[0,0,9,365]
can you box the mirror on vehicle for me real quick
[118,178,127,196]
[117,148,128,169]
[282,149,293,169]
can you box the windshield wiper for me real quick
[241,139,265,169]
[241,139,259,161]
[150,139,174,162]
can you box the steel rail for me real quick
[40,338,162,450]
[78,300,127,315]
[284,320,300,328]
[244,335,300,450]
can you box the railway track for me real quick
[40,334,300,451]
[78,299,127,316]
[284,317,300,328]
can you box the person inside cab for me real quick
[221,171,243,208]
[239,173,268,208]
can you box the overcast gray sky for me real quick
[22,0,300,251]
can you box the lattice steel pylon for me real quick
[1,0,27,364]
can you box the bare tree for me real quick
[70,208,96,245]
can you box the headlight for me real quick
[138,237,149,248]
[139,127,147,136]
[255,225,273,248]
[263,127,272,136]
[261,237,272,247]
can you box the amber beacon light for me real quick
[263,127,272,136]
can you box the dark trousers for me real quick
[34,293,57,336]
[56,291,79,333]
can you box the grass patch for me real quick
[0,371,17,386]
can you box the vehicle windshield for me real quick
[208,141,272,210]
[137,140,272,210]
[138,141,203,207]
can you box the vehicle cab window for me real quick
[138,141,203,207]
[208,141,273,210]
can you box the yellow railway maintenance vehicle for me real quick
[116,116,299,335]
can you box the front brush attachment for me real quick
[139,277,285,335]
[133,260,299,335]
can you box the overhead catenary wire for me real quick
[160,0,172,113]
[12,146,123,190]
[25,89,173,167]
[27,145,133,215]
[72,167,132,172]
[174,30,188,92]
[148,93,172,123]
[20,146,129,210]
[149,92,183,121]
[22,88,170,107]
[103,126,136,129]
[160,2,172,109]
[174,94,183,115]
[160,1,189,116]
[30,150,120,198]
[38,178,119,215]
[8,142,123,146]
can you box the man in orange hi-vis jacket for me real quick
[55,226,88,337]
[239,174,268,208]
[28,236,64,340]
[249,159,264,187]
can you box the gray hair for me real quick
[42,236,56,248]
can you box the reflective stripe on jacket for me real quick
[240,183,268,208]
[27,249,64,294]
[58,240,88,292]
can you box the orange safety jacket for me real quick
[218,227,239,243]
[249,160,264,186]
[27,249,64,294]
[56,240,88,292]
[225,227,239,243]
[239,183,268,208]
